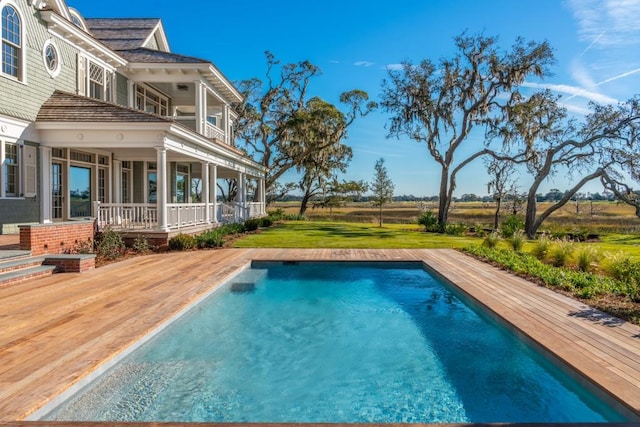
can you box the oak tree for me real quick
[381,33,554,228]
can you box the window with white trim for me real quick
[4,142,17,196]
[77,55,114,102]
[0,141,36,198]
[134,84,169,115]
[1,4,23,80]
[42,40,61,78]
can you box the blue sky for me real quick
[68,0,640,197]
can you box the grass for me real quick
[233,221,481,249]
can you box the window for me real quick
[78,55,114,101]
[1,4,22,79]
[42,40,61,78]
[89,62,104,100]
[4,143,17,196]
[134,84,169,116]
[0,141,35,198]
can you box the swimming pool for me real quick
[43,261,628,422]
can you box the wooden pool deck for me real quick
[0,248,639,424]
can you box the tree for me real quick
[321,179,368,219]
[380,32,554,228]
[494,92,640,238]
[485,157,518,230]
[284,97,354,215]
[599,95,640,217]
[234,52,376,196]
[370,158,395,227]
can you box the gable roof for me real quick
[36,91,172,123]
[84,18,166,51]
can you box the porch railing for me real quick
[204,122,225,142]
[95,201,265,231]
[94,202,158,230]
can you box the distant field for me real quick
[270,200,640,234]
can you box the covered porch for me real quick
[35,92,267,237]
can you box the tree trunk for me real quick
[437,166,450,228]
[524,187,538,239]
[299,193,311,215]
[493,197,501,230]
[379,204,383,227]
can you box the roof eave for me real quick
[40,10,127,68]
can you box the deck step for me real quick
[0,264,57,287]
[0,249,32,261]
[0,255,46,274]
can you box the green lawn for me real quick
[233,221,481,249]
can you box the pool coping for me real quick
[0,248,638,425]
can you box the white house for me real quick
[0,0,266,249]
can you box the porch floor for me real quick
[0,249,638,423]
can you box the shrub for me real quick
[417,211,439,232]
[444,223,467,236]
[463,245,622,300]
[531,234,551,261]
[132,236,152,254]
[196,230,224,248]
[259,217,273,228]
[500,214,524,238]
[243,218,261,231]
[603,252,640,300]
[168,233,197,251]
[267,208,285,221]
[507,229,526,252]
[220,223,245,235]
[548,238,574,267]
[282,213,306,221]
[576,246,599,272]
[483,231,500,249]
[95,227,126,260]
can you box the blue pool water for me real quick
[44,261,628,422]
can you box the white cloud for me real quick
[385,63,404,71]
[522,81,618,104]
[568,0,640,46]
[559,102,592,116]
[353,61,375,67]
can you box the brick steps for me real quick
[0,263,57,287]
[0,253,96,287]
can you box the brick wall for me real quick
[19,221,95,256]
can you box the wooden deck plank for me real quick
[0,248,638,422]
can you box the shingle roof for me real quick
[84,18,161,50]
[36,91,172,123]
[117,48,209,64]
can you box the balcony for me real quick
[172,116,227,144]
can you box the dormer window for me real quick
[68,8,88,32]
[1,4,23,80]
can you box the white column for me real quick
[113,160,122,203]
[195,82,207,136]
[39,146,52,223]
[0,140,5,198]
[223,104,230,145]
[203,162,210,224]
[127,80,135,108]
[259,178,266,215]
[211,164,218,223]
[155,146,169,231]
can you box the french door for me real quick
[51,162,63,220]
